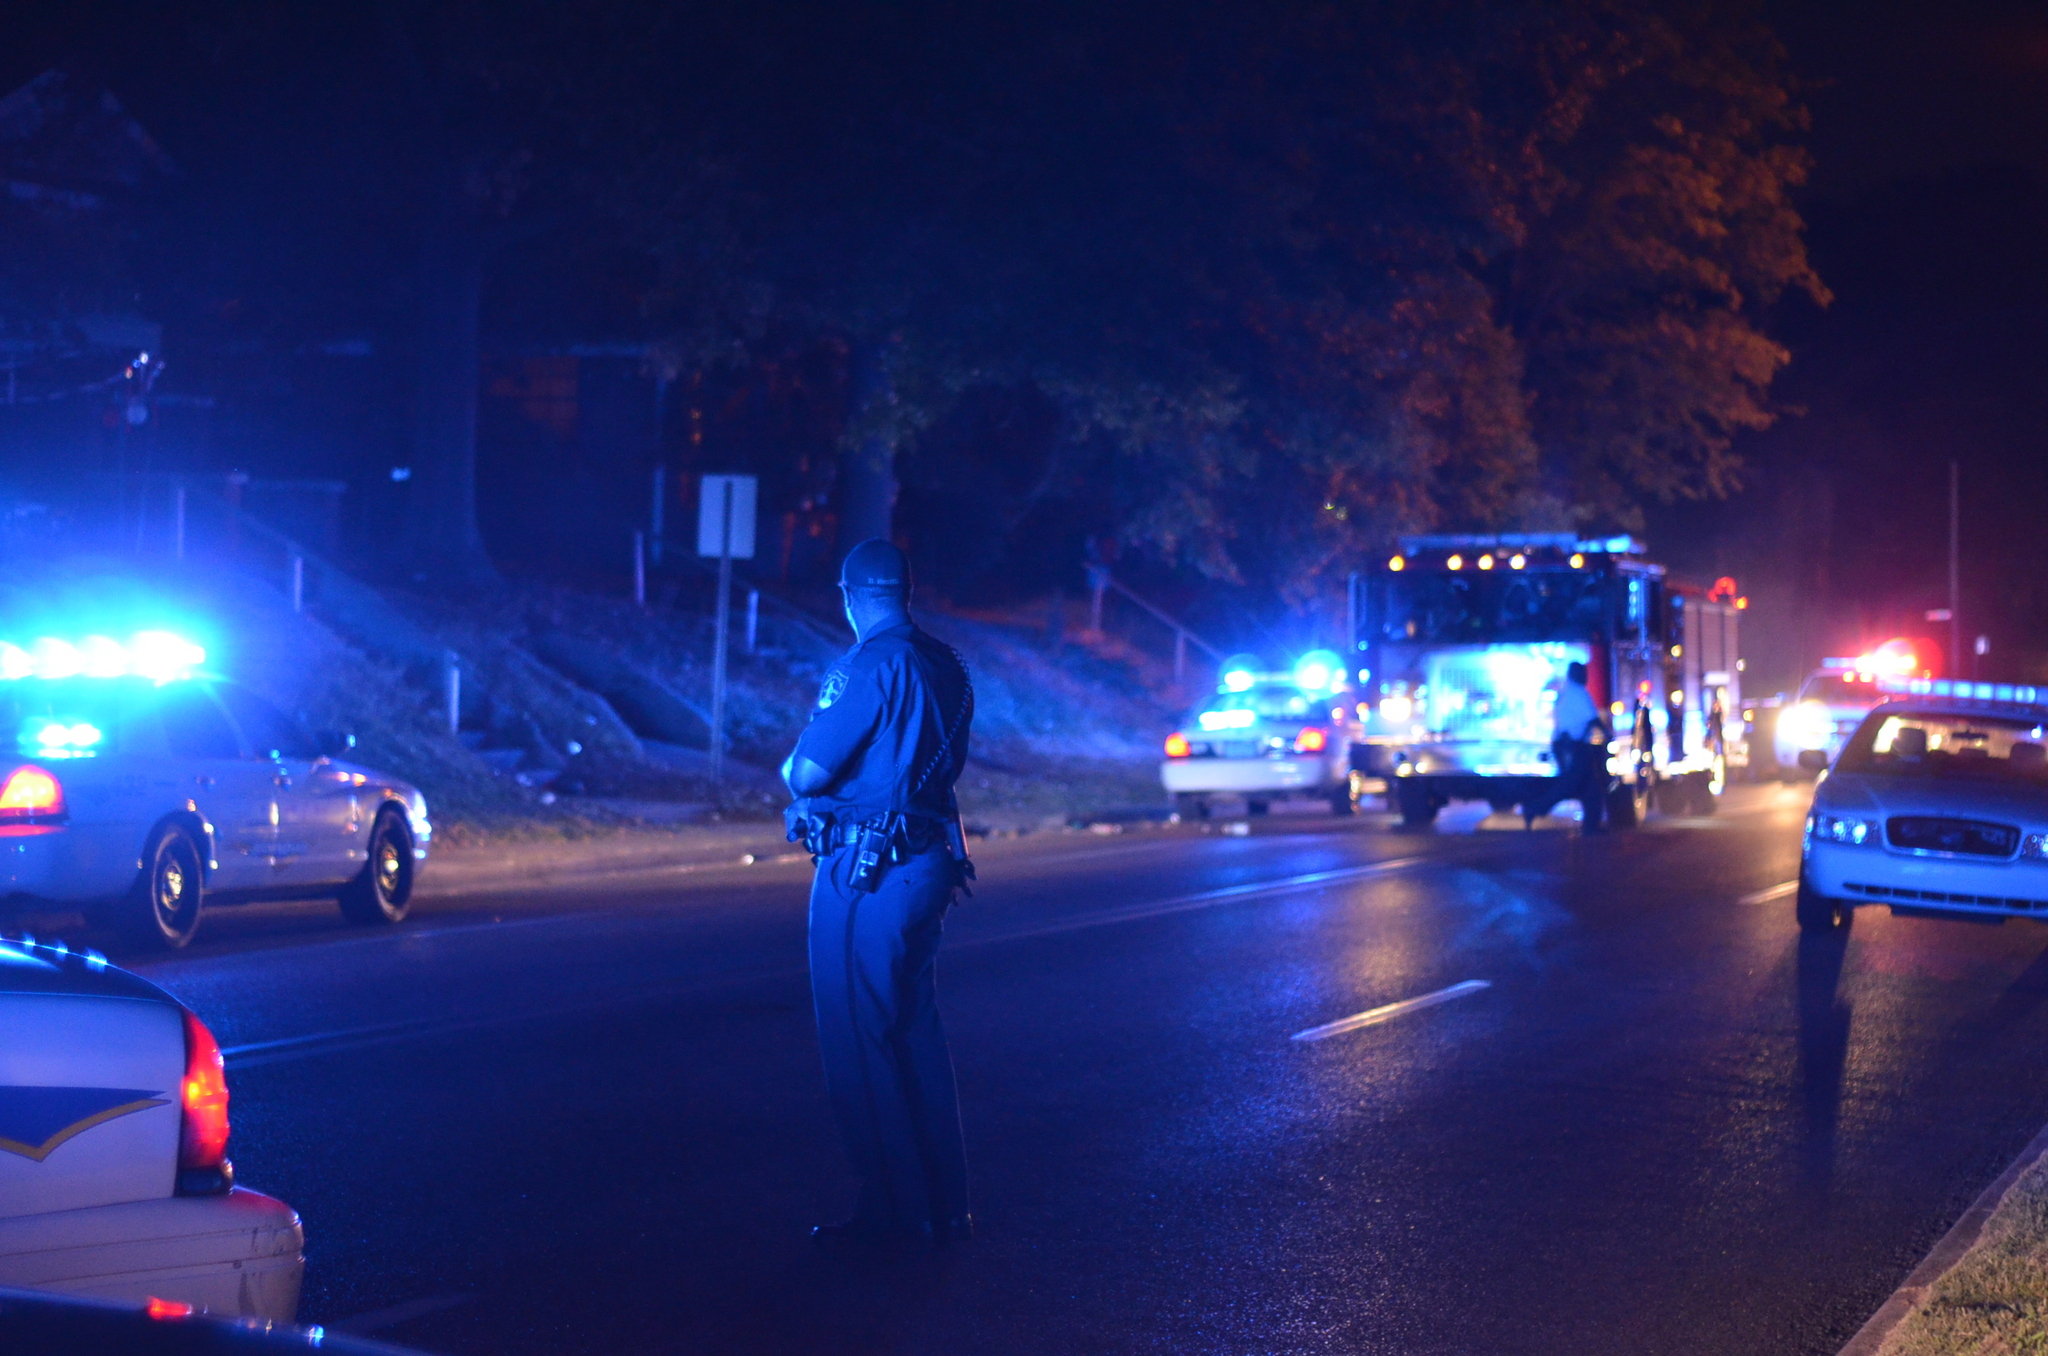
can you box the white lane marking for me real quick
[220,855,1439,1070]
[222,1017,433,1059]
[1738,881,1797,905]
[1291,979,1492,1043]
[959,856,1429,948]
[330,1290,473,1335]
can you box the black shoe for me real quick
[810,1218,930,1252]
[932,1213,975,1247]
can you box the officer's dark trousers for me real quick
[1557,737,1606,829]
[808,843,969,1232]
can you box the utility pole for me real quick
[1948,460,1961,679]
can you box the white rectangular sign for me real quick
[697,474,757,559]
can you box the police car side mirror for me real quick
[318,728,357,757]
[1797,749,1830,772]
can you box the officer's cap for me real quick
[839,539,912,593]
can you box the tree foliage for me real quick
[633,0,1825,602]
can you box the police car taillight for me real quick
[0,765,65,822]
[1164,732,1192,759]
[177,1009,232,1189]
[1294,727,1329,753]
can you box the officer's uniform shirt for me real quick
[795,620,972,824]
[1553,680,1603,742]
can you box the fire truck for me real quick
[1347,534,1745,827]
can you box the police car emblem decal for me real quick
[818,668,848,710]
[0,1086,168,1162]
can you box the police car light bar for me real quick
[1877,676,2048,707]
[0,631,206,684]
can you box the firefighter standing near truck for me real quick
[1552,661,1611,834]
[782,539,977,1250]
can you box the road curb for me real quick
[1836,1118,2048,1356]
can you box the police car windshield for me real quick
[0,678,149,757]
[1199,684,1319,723]
[1800,675,1882,705]
[1837,710,2048,784]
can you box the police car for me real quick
[1797,680,2048,931]
[1160,653,1366,818]
[0,934,304,1319]
[1775,644,1928,774]
[0,632,430,948]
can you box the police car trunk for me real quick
[0,937,303,1318]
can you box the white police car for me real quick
[0,934,304,1319]
[0,632,430,948]
[1160,653,1366,817]
[1798,680,2048,931]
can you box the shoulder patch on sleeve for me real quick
[817,666,849,710]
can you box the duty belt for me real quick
[813,813,946,856]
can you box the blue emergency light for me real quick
[1878,676,2047,707]
[0,631,206,684]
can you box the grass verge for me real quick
[1876,1141,2048,1355]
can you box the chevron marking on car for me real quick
[0,1086,169,1162]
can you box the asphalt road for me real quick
[102,785,2048,1355]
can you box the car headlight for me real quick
[1781,700,1834,750]
[1378,694,1414,724]
[2023,832,2048,862]
[1807,811,1877,846]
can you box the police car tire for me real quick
[338,809,415,926]
[1796,876,1851,933]
[119,826,205,950]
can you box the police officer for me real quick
[1551,661,1610,834]
[782,539,976,1250]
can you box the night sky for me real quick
[1667,0,2048,685]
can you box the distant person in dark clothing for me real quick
[782,539,977,1249]
[1552,661,1611,834]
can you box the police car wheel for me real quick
[1795,875,1851,933]
[1173,793,1211,821]
[338,810,415,926]
[119,826,205,950]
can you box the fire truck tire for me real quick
[1394,783,1438,828]
[1695,773,1722,816]
[1796,875,1852,933]
[1607,780,1639,829]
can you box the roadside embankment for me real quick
[1842,1125,2048,1356]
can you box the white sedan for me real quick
[0,647,431,948]
[1798,686,2048,931]
[0,933,304,1318]
[1161,680,1365,817]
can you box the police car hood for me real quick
[1817,772,2048,828]
[323,759,423,801]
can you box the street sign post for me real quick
[698,475,758,789]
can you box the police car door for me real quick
[151,684,278,890]
[213,684,355,887]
